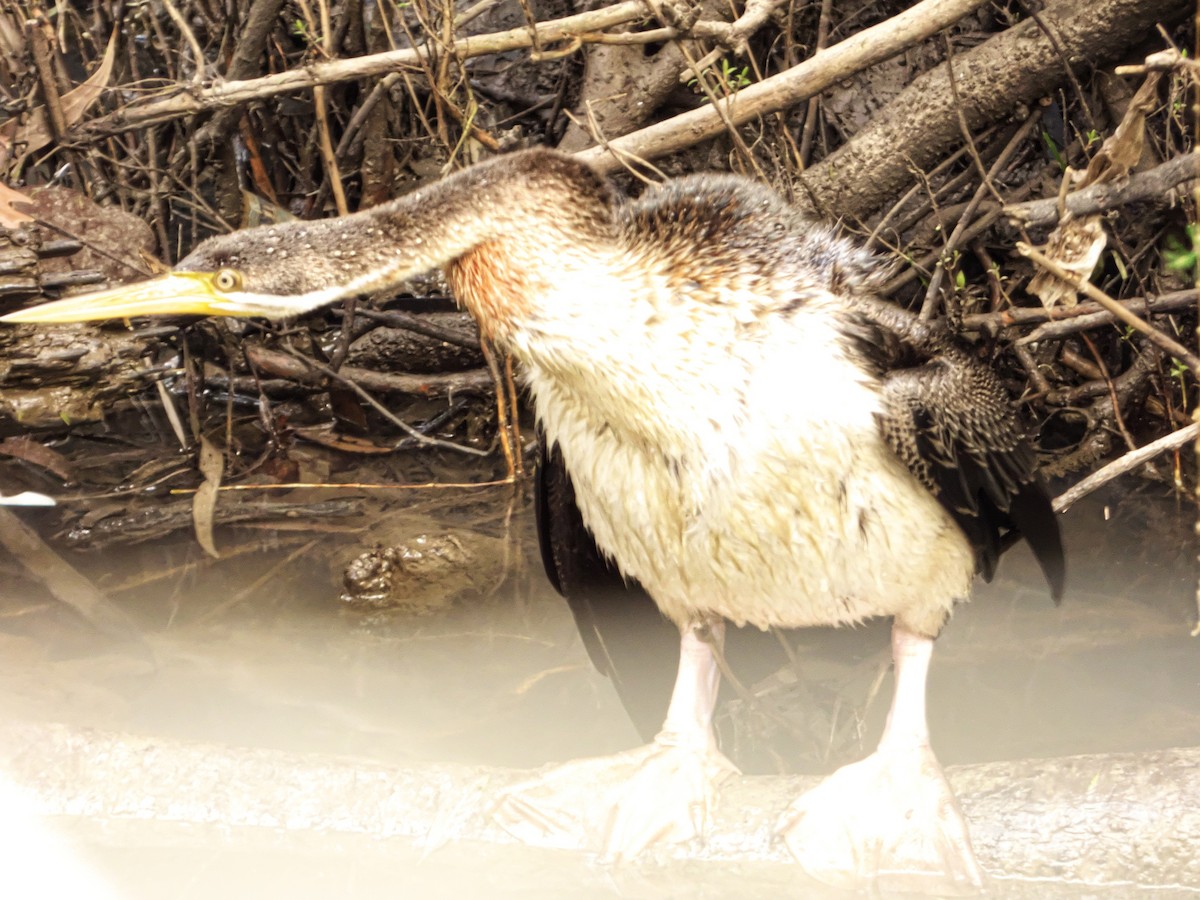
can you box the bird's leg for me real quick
[658,618,723,751]
[492,617,738,859]
[778,623,985,895]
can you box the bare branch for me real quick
[75,2,651,138]
[1017,242,1200,374]
[1053,423,1200,512]
[1005,152,1200,228]
[575,0,989,174]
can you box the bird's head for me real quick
[0,217,387,324]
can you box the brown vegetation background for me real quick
[0,0,1196,549]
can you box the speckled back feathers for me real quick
[617,175,887,310]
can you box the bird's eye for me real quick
[214,269,243,291]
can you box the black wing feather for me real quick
[849,301,1065,602]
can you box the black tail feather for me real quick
[1006,479,1066,603]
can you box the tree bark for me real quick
[578,0,1188,222]
[798,0,1190,219]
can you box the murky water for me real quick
[0,482,1196,897]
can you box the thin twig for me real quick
[480,338,518,477]
[918,105,1040,319]
[272,346,491,456]
[297,0,350,215]
[1053,423,1200,513]
[798,0,833,168]
[161,0,208,82]
[167,479,515,494]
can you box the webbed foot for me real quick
[494,735,738,860]
[779,744,984,896]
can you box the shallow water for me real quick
[0,482,1196,897]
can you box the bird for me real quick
[3,148,1064,891]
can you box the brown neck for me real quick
[362,149,616,297]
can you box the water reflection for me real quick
[0,483,1195,897]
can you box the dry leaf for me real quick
[0,30,117,170]
[1027,215,1107,309]
[1084,72,1161,186]
[0,182,34,227]
[1025,73,1160,309]
[193,436,224,559]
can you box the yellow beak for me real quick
[0,273,235,324]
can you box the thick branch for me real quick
[798,0,1189,219]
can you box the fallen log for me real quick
[2,720,1195,892]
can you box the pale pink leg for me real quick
[494,619,738,859]
[779,621,985,895]
[657,620,724,750]
[880,624,935,751]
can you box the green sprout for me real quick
[1164,224,1198,283]
[688,59,752,101]
[718,59,752,91]
[1041,132,1067,172]
[1169,357,1191,404]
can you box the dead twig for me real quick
[962,289,1197,334]
[79,2,653,139]
[576,0,989,175]
[0,507,145,645]
[1004,152,1200,227]
[480,339,519,478]
[1017,242,1200,374]
[160,0,207,83]
[245,342,492,397]
[259,344,492,456]
[1053,422,1200,512]
[918,105,1041,319]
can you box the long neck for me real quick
[333,150,617,310]
[187,149,619,321]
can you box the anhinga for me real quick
[4,149,1064,892]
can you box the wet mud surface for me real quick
[0,481,1197,897]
